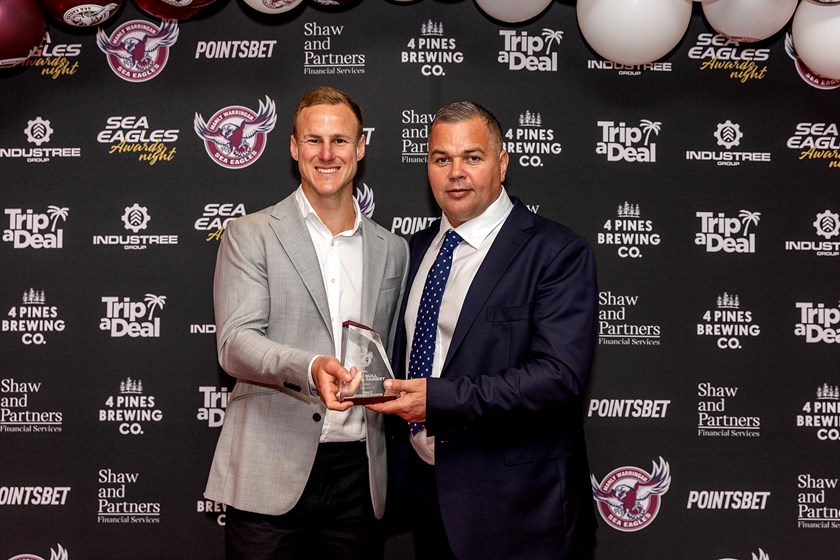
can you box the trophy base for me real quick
[345,394,399,405]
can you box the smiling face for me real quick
[290,102,365,205]
[427,116,509,228]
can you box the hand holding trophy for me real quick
[338,321,399,404]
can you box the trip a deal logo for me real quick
[497,28,563,72]
[591,457,671,532]
[194,96,277,169]
[96,19,179,82]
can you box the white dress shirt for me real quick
[405,188,514,464]
[295,186,366,443]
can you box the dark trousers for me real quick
[409,454,458,560]
[225,441,382,560]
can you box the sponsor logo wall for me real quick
[1,2,838,559]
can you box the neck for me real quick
[307,190,356,235]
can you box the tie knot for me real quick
[441,230,463,253]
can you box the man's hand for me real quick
[311,356,355,412]
[365,378,427,422]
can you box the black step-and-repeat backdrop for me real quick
[2,1,839,558]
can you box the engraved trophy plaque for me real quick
[338,320,399,404]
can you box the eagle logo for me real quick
[97,19,179,82]
[591,457,671,532]
[194,96,277,169]
[784,32,840,91]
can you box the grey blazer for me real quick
[204,193,408,517]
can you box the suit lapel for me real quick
[360,217,386,328]
[394,227,436,378]
[443,202,534,373]
[268,197,332,336]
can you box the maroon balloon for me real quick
[132,0,217,20]
[0,0,46,68]
[39,0,123,27]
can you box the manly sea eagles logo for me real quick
[8,543,68,560]
[97,20,179,82]
[784,32,840,91]
[591,457,671,532]
[194,96,277,169]
[355,183,375,218]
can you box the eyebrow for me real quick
[429,146,486,157]
[300,133,355,139]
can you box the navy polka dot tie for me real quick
[408,229,463,435]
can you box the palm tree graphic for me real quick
[144,294,167,319]
[47,206,69,232]
[542,29,564,53]
[640,120,661,145]
[739,210,761,235]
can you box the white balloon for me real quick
[577,0,693,66]
[702,0,797,42]
[242,0,302,14]
[792,0,840,79]
[474,0,552,23]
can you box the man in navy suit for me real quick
[365,101,598,559]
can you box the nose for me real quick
[448,158,465,180]
[319,142,334,161]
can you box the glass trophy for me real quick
[338,320,399,404]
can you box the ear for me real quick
[498,149,510,182]
[356,135,366,161]
[290,134,299,161]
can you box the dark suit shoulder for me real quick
[510,199,590,252]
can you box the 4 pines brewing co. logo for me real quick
[503,110,562,168]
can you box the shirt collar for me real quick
[436,186,513,250]
[294,185,363,237]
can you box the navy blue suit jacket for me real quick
[390,198,598,560]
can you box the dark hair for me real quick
[431,101,504,153]
[292,86,364,138]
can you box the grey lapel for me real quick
[360,217,387,328]
[268,197,332,337]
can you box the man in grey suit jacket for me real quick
[205,86,408,560]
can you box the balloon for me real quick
[791,0,840,80]
[577,0,692,66]
[241,0,302,14]
[133,0,217,19]
[702,0,797,42]
[0,0,46,68]
[474,0,552,23]
[40,0,123,26]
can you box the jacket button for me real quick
[313,413,322,422]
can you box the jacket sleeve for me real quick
[213,216,317,396]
